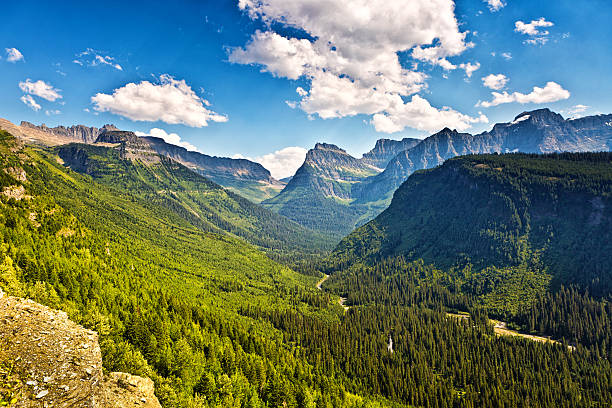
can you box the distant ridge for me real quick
[0,118,284,202]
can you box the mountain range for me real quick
[329,151,612,311]
[266,109,612,237]
[0,119,285,203]
[3,108,612,239]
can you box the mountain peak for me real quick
[313,142,345,152]
[514,108,564,123]
[435,127,458,136]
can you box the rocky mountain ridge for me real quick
[263,108,612,237]
[356,109,612,202]
[20,121,119,144]
[0,119,284,202]
[360,137,421,169]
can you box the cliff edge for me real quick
[0,289,161,407]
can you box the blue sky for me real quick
[1,0,611,178]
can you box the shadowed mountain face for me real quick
[332,152,612,297]
[0,119,284,203]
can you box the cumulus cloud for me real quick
[91,74,228,127]
[372,95,488,134]
[515,18,553,45]
[230,0,484,133]
[484,0,506,11]
[19,79,62,101]
[74,48,123,70]
[135,128,199,152]
[5,48,24,62]
[45,109,61,116]
[482,74,508,90]
[562,104,589,117]
[459,62,480,78]
[235,146,308,179]
[477,81,570,108]
[20,95,41,111]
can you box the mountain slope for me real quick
[262,143,380,237]
[55,133,333,259]
[333,152,612,298]
[0,119,284,202]
[142,135,285,203]
[357,109,612,202]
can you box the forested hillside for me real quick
[55,141,333,263]
[1,131,612,407]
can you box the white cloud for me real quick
[484,0,506,11]
[372,95,488,134]
[45,109,61,116]
[20,95,41,111]
[74,48,123,70]
[135,128,199,152]
[230,0,482,133]
[563,104,589,117]
[525,37,549,45]
[477,81,570,108]
[19,79,62,101]
[235,146,308,179]
[5,48,24,62]
[515,18,553,45]
[482,73,508,90]
[459,62,480,78]
[91,74,228,127]
[515,18,553,36]
[501,52,512,60]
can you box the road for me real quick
[315,274,349,312]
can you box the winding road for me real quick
[315,274,349,312]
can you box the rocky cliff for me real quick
[0,289,161,407]
[20,122,119,144]
[360,137,421,169]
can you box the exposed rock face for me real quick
[20,122,118,144]
[261,142,381,236]
[361,137,421,169]
[356,109,612,202]
[0,294,161,407]
[143,135,279,184]
[266,142,379,202]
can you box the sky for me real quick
[1,0,611,179]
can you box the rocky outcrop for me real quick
[20,122,118,144]
[361,137,421,169]
[0,291,161,408]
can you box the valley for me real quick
[1,108,612,408]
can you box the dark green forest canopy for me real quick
[332,152,612,296]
